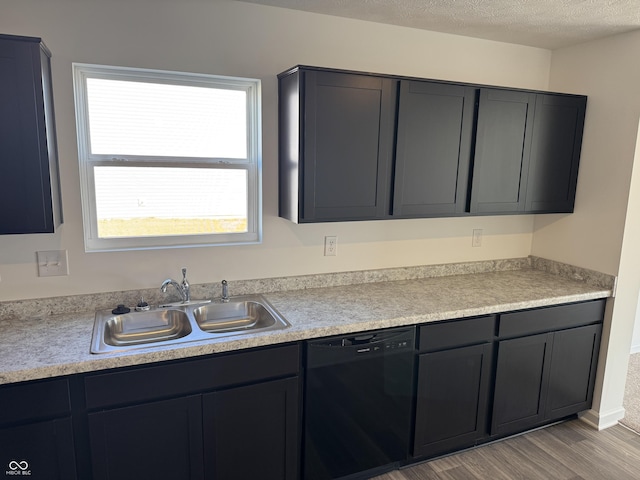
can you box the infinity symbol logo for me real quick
[8,461,29,471]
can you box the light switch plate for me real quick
[472,229,483,247]
[37,250,69,277]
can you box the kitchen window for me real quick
[73,63,261,252]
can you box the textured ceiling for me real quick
[236,0,640,49]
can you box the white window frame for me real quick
[72,63,262,252]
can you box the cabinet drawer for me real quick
[85,344,300,409]
[418,315,496,352]
[0,378,70,426]
[498,299,605,338]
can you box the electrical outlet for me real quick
[37,250,69,277]
[324,236,337,256]
[472,229,483,247]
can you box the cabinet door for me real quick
[546,324,602,419]
[492,333,552,436]
[302,70,395,221]
[413,343,493,458]
[0,418,76,479]
[525,94,587,213]
[471,88,536,214]
[0,35,59,234]
[203,377,299,480]
[88,395,204,480]
[393,81,476,216]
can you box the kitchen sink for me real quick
[103,309,192,347]
[192,300,284,333]
[91,295,290,354]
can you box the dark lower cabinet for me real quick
[87,377,300,480]
[204,377,299,480]
[492,311,603,437]
[413,343,493,458]
[491,333,552,435]
[414,299,604,464]
[546,324,602,418]
[82,345,300,480]
[0,378,75,479]
[88,396,204,480]
[0,418,76,480]
[413,316,495,458]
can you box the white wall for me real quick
[0,0,551,301]
[632,296,640,353]
[537,30,640,427]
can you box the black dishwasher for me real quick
[303,326,415,480]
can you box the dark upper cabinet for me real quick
[393,81,476,216]
[525,94,587,213]
[0,34,62,234]
[470,88,536,214]
[278,65,587,222]
[279,67,396,222]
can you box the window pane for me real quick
[94,166,248,238]
[86,78,247,158]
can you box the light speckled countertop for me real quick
[0,259,614,386]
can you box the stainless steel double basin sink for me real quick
[91,295,290,354]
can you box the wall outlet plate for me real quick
[37,250,69,277]
[324,236,337,256]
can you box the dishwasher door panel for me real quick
[303,327,415,480]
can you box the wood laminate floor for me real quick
[371,420,640,480]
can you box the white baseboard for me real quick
[579,407,625,430]
[630,344,640,354]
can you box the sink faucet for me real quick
[160,267,191,303]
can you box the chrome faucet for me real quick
[160,267,191,303]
